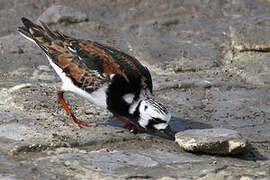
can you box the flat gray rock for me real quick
[37,5,88,25]
[230,23,270,52]
[224,20,270,86]
[175,128,249,155]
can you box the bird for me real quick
[17,17,175,139]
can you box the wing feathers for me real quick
[18,17,153,93]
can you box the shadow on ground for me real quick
[232,145,268,161]
[105,116,268,161]
[169,116,213,132]
[104,116,213,140]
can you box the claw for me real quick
[70,113,97,127]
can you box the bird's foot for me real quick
[124,124,145,134]
[70,113,97,127]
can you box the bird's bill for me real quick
[161,125,176,140]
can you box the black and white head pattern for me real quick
[123,89,171,130]
[137,98,171,130]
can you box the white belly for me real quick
[46,55,108,109]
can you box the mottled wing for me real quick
[18,17,153,94]
[18,17,108,93]
[71,40,153,93]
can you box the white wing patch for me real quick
[123,93,135,104]
[110,74,115,80]
[128,89,148,114]
[67,46,77,53]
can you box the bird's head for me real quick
[136,98,171,130]
[129,96,174,138]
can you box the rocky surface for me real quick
[224,22,270,86]
[0,0,270,179]
[37,5,88,25]
[230,23,270,52]
[175,128,249,155]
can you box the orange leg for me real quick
[56,90,96,127]
[114,114,132,126]
[114,114,145,133]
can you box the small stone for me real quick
[37,65,51,72]
[0,34,35,54]
[158,177,177,180]
[64,160,71,166]
[71,160,80,167]
[255,171,267,176]
[9,83,33,92]
[18,48,24,54]
[197,172,226,180]
[175,128,249,155]
[37,5,88,25]
[240,176,254,180]
[47,151,54,156]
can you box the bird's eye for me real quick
[144,105,148,110]
[152,118,167,124]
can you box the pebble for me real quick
[37,65,51,72]
[37,5,88,25]
[240,176,254,180]
[9,83,33,92]
[158,177,177,180]
[175,128,249,155]
[64,160,71,166]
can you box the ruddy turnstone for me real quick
[18,17,175,139]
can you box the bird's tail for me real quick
[17,17,66,51]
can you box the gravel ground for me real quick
[0,0,270,179]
